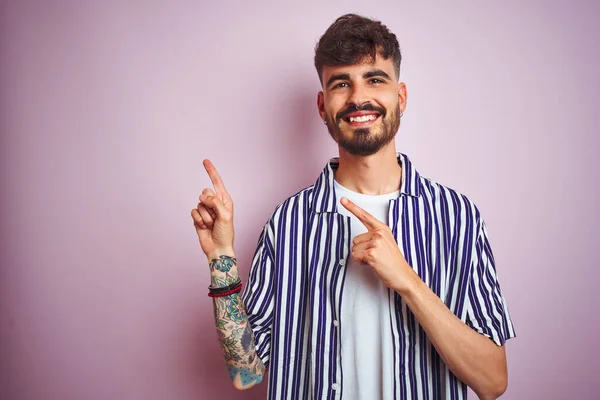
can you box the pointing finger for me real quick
[203,159,228,194]
[340,197,382,231]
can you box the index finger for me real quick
[340,197,383,231]
[203,159,228,194]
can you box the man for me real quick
[191,14,515,400]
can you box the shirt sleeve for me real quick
[241,223,275,368]
[465,219,516,346]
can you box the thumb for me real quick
[201,195,231,221]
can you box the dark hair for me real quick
[314,14,401,83]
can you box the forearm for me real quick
[209,252,265,390]
[399,277,507,399]
[338,198,508,397]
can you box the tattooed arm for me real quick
[210,254,265,389]
[191,160,265,390]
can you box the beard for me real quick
[325,102,401,157]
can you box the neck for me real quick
[334,140,402,195]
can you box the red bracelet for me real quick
[208,283,242,298]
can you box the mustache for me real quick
[336,103,387,122]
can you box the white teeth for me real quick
[348,115,377,123]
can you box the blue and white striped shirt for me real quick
[242,153,515,399]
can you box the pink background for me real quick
[1,1,599,399]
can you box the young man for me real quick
[191,14,515,400]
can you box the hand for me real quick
[340,197,419,295]
[191,160,235,259]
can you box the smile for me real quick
[349,115,377,122]
[343,113,380,126]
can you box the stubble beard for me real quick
[326,103,401,157]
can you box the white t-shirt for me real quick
[334,179,399,400]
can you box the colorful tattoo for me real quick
[228,365,264,386]
[225,296,245,324]
[212,292,265,387]
[209,255,237,273]
[211,275,239,288]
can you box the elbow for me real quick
[477,375,507,400]
[492,375,508,399]
[232,372,265,391]
[233,381,252,391]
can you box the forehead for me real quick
[321,55,397,82]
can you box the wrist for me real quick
[209,269,239,288]
[211,267,239,279]
[393,267,424,299]
[207,252,239,288]
[207,247,235,261]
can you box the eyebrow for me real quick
[364,69,391,80]
[326,69,392,88]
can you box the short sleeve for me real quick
[241,223,275,368]
[465,219,516,346]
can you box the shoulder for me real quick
[265,184,317,229]
[417,174,484,227]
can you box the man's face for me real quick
[317,55,407,156]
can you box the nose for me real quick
[347,83,369,107]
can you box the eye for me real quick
[369,78,384,84]
[333,82,349,89]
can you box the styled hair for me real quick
[314,14,401,84]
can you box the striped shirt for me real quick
[242,152,515,400]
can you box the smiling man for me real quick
[192,13,515,400]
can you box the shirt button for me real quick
[339,259,346,266]
[332,383,339,390]
[333,320,339,327]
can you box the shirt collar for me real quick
[311,152,422,214]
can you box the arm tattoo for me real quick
[209,255,237,273]
[209,255,239,287]
[213,289,265,387]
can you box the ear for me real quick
[397,82,408,114]
[317,91,326,121]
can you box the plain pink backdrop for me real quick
[1,1,599,399]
